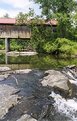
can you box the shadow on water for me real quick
[0,70,71,121]
[0,53,77,70]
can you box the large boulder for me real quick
[41,70,69,96]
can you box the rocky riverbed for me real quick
[0,66,77,121]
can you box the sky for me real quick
[0,0,41,18]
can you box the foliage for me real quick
[31,25,54,50]
[16,8,35,25]
[42,38,77,56]
[43,42,56,53]
[15,1,77,56]
[31,0,77,18]
[73,13,77,27]
[0,1,77,57]
[31,0,77,38]
[1,53,77,69]
[0,39,5,50]
[15,0,77,56]
[9,39,33,51]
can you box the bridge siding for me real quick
[0,24,31,52]
[0,25,31,38]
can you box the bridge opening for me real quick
[0,39,5,50]
[10,38,33,52]
[0,38,35,53]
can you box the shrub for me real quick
[43,42,57,54]
[54,38,77,56]
[41,38,77,56]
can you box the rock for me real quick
[65,65,76,69]
[38,98,70,121]
[0,84,19,119]
[68,79,77,97]
[17,114,37,121]
[15,69,32,74]
[0,68,73,121]
[38,104,52,121]
[63,67,77,79]
[0,67,11,72]
[11,90,21,95]
[0,74,9,81]
[62,66,77,97]
[41,70,69,96]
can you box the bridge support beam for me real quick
[5,38,10,52]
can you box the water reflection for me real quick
[0,53,77,70]
[5,53,8,64]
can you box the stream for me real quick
[0,53,77,121]
[50,92,77,121]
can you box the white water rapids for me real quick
[50,91,77,121]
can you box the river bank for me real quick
[0,66,77,121]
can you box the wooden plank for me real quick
[0,25,31,38]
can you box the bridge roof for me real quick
[0,18,57,26]
[46,19,58,26]
[0,18,16,24]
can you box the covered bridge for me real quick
[0,18,31,39]
[0,18,31,52]
[0,18,57,52]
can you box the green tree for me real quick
[16,8,35,25]
[31,0,77,18]
[16,12,28,24]
[31,0,77,38]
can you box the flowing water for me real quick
[1,53,77,121]
[50,92,77,121]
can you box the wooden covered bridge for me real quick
[0,18,57,52]
[0,18,31,52]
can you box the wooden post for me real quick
[5,38,10,52]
